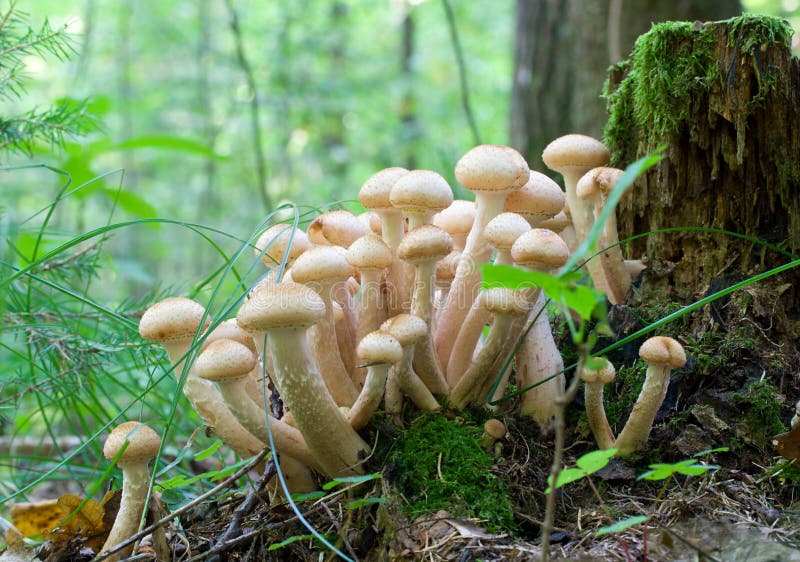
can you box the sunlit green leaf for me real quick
[595,515,649,537]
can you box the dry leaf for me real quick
[774,425,800,461]
[8,499,62,539]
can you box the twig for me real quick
[206,458,276,562]
[440,0,481,146]
[94,447,271,561]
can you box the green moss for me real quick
[732,380,785,446]
[603,14,793,163]
[764,460,800,485]
[388,413,515,532]
[604,361,648,429]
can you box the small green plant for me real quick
[545,448,617,493]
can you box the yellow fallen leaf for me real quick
[774,425,800,461]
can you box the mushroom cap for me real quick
[307,210,369,248]
[347,234,392,270]
[504,171,566,222]
[237,283,326,331]
[537,211,570,233]
[254,224,310,265]
[380,314,427,346]
[359,167,409,210]
[397,225,454,263]
[390,170,454,215]
[483,418,506,439]
[103,422,161,464]
[139,297,209,344]
[202,318,257,352]
[576,166,626,200]
[580,358,616,384]
[479,288,528,317]
[291,246,353,286]
[433,200,477,235]
[510,228,570,270]
[194,339,257,382]
[541,134,610,173]
[357,331,403,365]
[454,145,530,193]
[358,211,382,235]
[485,212,531,251]
[639,336,686,368]
[436,250,462,283]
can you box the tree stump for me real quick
[604,15,800,343]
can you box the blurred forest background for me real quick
[3,0,798,301]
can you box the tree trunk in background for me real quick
[605,16,800,342]
[323,2,349,201]
[400,10,418,170]
[510,0,739,173]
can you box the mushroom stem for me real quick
[348,331,403,429]
[409,260,449,394]
[394,346,441,411]
[580,359,617,450]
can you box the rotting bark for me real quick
[605,15,800,334]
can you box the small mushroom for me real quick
[478,418,507,453]
[347,234,393,348]
[348,331,403,429]
[99,422,161,561]
[503,171,565,227]
[307,209,369,248]
[580,358,617,450]
[381,314,440,412]
[254,224,310,269]
[433,199,476,251]
[614,336,686,455]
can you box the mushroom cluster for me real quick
[128,136,664,497]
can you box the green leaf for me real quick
[575,449,617,473]
[346,497,387,509]
[291,491,326,502]
[194,440,223,461]
[545,468,586,493]
[638,459,717,480]
[322,472,382,490]
[101,187,158,219]
[267,534,315,551]
[113,135,229,160]
[693,447,729,457]
[595,515,649,537]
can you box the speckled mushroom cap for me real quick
[484,212,531,251]
[103,422,161,464]
[356,331,403,365]
[390,170,454,215]
[254,224,310,265]
[194,339,257,382]
[435,250,461,283]
[358,211,382,235]
[380,314,427,346]
[359,167,409,210]
[580,358,617,384]
[504,171,565,222]
[510,228,570,270]
[291,246,353,285]
[537,211,570,233]
[346,234,392,270]
[541,134,610,173]
[307,210,369,248]
[397,225,453,263]
[433,200,476,236]
[454,145,530,193]
[202,319,256,352]
[639,336,686,368]
[576,166,627,200]
[237,283,326,331]
[483,419,506,439]
[139,298,209,344]
[478,288,528,317]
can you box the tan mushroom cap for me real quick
[504,171,566,220]
[357,331,403,365]
[254,224,310,265]
[511,228,570,269]
[485,212,531,251]
[483,418,507,439]
[194,339,257,382]
[397,225,454,263]
[103,422,161,463]
[358,211,382,235]
[380,314,427,346]
[436,250,461,283]
[537,211,570,233]
[291,246,353,285]
[576,166,626,200]
[139,297,209,344]
[580,358,616,384]
[202,319,256,353]
[433,200,477,236]
[347,234,392,270]
[307,210,369,248]
[359,167,409,210]
[542,134,610,172]
[454,145,530,193]
[639,336,686,368]
[390,170,454,214]
[237,283,326,331]
[479,288,528,317]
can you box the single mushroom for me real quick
[237,282,370,477]
[580,358,617,450]
[435,145,529,371]
[254,224,310,270]
[478,418,506,453]
[381,314,441,412]
[307,209,369,248]
[347,234,393,347]
[433,199,476,251]
[348,331,403,429]
[138,298,265,460]
[99,422,161,561]
[291,246,360,406]
[201,318,265,407]
[433,249,461,328]
[503,171,565,228]
[396,225,453,394]
[614,336,686,455]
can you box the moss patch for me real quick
[387,413,515,532]
[732,380,785,446]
